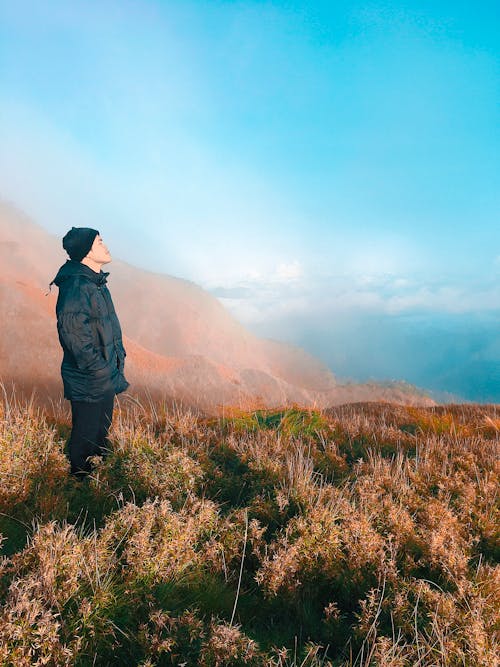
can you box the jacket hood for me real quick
[47,259,109,294]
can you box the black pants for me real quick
[68,392,115,477]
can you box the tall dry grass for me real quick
[0,381,498,666]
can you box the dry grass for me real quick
[0,381,498,666]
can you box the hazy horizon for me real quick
[1,1,498,402]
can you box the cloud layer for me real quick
[207,269,500,402]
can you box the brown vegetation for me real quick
[0,382,498,666]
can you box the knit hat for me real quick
[62,227,100,261]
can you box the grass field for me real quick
[0,383,498,666]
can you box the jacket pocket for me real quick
[87,362,115,398]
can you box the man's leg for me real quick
[95,392,115,459]
[68,399,104,477]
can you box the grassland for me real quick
[0,383,498,666]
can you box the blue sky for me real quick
[1,0,499,401]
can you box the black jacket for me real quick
[50,260,130,402]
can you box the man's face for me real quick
[87,235,112,264]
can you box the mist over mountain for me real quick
[248,310,499,404]
[213,279,499,404]
[0,201,437,411]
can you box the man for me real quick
[49,227,130,478]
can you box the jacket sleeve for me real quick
[56,283,109,372]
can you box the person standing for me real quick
[49,227,130,478]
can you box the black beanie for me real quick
[62,227,100,261]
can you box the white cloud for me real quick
[210,269,500,328]
[391,277,412,288]
[274,260,303,282]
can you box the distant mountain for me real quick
[0,201,436,412]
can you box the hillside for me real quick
[0,385,498,665]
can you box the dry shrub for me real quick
[0,588,77,666]
[226,429,290,481]
[255,483,386,599]
[99,495,220,589]
[91,419,204,507]
[9,522,86,607]
[138,608,205,663]
[384,572,500,666]
[199,620,260,666]
[204,507,267,583]
[0,521,102,665]
[0,408,68,517]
